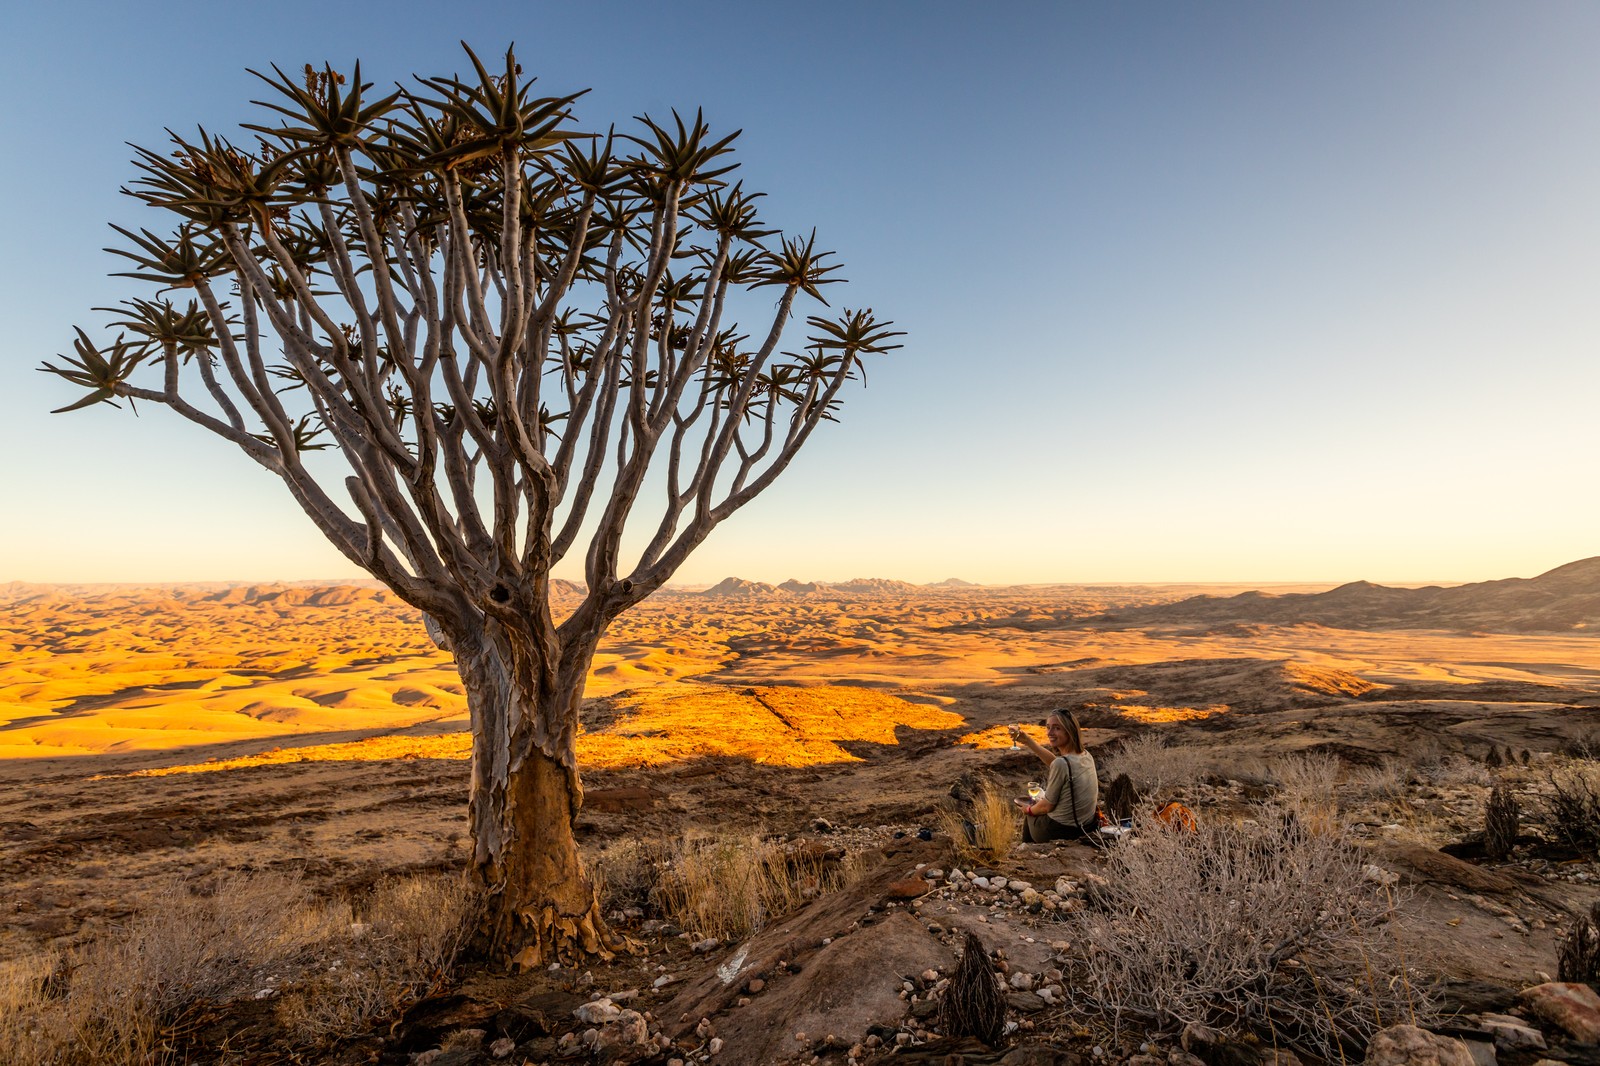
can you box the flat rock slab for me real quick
[663,839,943,1038]
[1377,844,1529,898]
[583,787,664,812]
[1519,983,1600,1043]
[693,910,952,1064]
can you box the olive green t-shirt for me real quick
[1042,752,1098,827]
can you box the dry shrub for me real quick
[1060,814,1431,1060]
[1540,764,1600,855]
[50,872,326,1064]
[651,832,860,942]
[1268,752,1343,829]
[1345,756,1410,808]
[1484,784,1519,861]
[275,874,477,1043]
[940,780,1018,864]
[1101,734,1212,795]
[593,837,669,912]
[0,871,476,1065]
[1417,755,1491,790]
[0,954,69,1066]
[1558,902,1600,987]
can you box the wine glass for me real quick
[1027,781,1043,801]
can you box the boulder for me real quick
[1518,983,1600,1043]
[1364,1025,1475,1066]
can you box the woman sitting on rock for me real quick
[1008,710,1099,842]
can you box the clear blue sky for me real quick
[2,1,1596,585]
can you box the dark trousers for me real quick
[1023,813,1091,843]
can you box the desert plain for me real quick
[4,561,1600,1063]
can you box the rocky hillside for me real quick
[1101,557,1600,633]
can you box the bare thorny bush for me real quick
[0,871,476,1066]
[1100,734,1216,798]
[1539,762,1600,856]
[1060,814,1432,1061]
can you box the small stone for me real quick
[696,1018,714,1040]
[594,1010,650,1052]
[574,999,621,1025]
[896,1032,912,1046]
[692,937,721,953]
[972,876,991,889]
[1364,1024,1474,1066]
[1181,1023,1220,1052]
[1008,880,1032,892]
[652,974,677,989]
[926,869,944,880]
[709,1036,724,1055]
[1006,991,1047,1012]
[489,1036,516,1059]
[991,876,1009,889]
[887,875,932,900]
[1363,864,1400,886]
[1009,971,1035,990]
[1478,1015,1546,1052]
[746,978,765,994]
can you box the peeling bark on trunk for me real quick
[454,619,627,969]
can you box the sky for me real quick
[2,1,1596,587]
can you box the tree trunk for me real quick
[453,620,626,970]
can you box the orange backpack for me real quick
[1153,802,1198,832]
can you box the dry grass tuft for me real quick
[0,871,477,1065]
[940,780,1019,864]
[1060,813,1432,1060]
[593,836,670,913]
[648,831,862,942]
[1345,756,1410,809]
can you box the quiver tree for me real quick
[42,45,901,968]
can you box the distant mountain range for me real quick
[1097,557,1600,633]
[695,576,973,598]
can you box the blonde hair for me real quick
[1048,709,1085,755]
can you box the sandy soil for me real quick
[4,579,1598,978]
